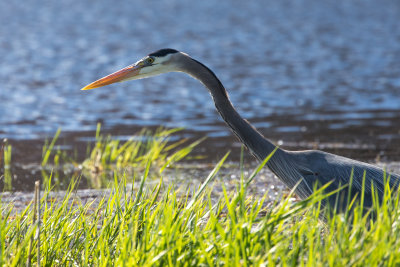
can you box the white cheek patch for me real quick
[132,63,173,80]
[124,53,178,81]
[153,54,172,65]
[139,64,166,76]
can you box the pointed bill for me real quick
[81,64,142,90]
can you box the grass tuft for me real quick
[1,142,12,191]
[1,126,203,191]
[83,125,201,173]
[2,147,400,265]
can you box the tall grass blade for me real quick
[186,151,230,210]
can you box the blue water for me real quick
[0,0,399,151]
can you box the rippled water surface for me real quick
[1,0,400,190]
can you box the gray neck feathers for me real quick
[179,56,281,162]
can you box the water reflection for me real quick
[0,0,399,190]
[0,0,399,141]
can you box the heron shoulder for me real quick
[290,149,400,191]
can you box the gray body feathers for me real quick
[171,51,400,209]
[276,150,400,208]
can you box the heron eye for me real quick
[147,57,154,64]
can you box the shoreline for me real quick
[2,160,400,214]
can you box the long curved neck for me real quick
[180,57,280,161]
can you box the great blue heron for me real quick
[82,48,400,210]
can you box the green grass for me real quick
[81,124,204,173]
[2,130,400,265]
[2,150,400,265]
[1,142,12,191]
[38,126,204,190]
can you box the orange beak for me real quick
[81,64,142,90]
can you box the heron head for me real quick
[81,48,183,90]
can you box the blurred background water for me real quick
[0,0,399,190]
